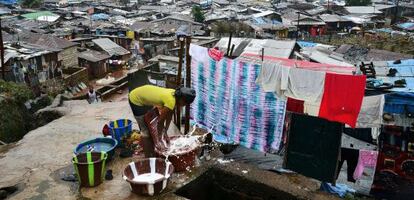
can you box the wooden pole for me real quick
[296,12,300,40]
[184,37,191,135]
[226,32,232,56]
[229,44,235,57]
[176,37,185,129]
[261,48,264,61]
[0,18,4,80]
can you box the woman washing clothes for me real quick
[129,85,196,157]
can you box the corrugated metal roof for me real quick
[344,6,383,14]
[319,14,351,23]
[78,50,111,62]
[92,38,130,56]
[21,11,58,20]
[301,47,353,67]
[214,38,297,59]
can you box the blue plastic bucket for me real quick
[74,137,118,160]
[109,119,132,146]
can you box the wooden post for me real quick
[226,32,232,56]
[184,37,191,135]
[0,18,4,80]
[296,11,300,40]
[176,37,185,129]
[261,48,264,61]
[229,44,235,57]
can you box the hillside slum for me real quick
[1,0,414,200]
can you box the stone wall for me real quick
[62,67,88,87]
[59,46,78,68]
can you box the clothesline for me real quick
[240,52,356,74]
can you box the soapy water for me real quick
[166,136,200,155]
[161,123,215,162]
[132,173,164,184]
[78,143,113,153]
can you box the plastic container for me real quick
[108,119,132,146]
[72,152,108,187]
[123,158,174,196]
[74,137,118,160]
[213,134,239,154]
[155,136,201,172]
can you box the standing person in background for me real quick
[86,85,100,104]
[128,85,196,157]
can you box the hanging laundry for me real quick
[284,113,342,183]
[319,73,366,128]
[336,148,358,183]
[189,44,210,62]
[284,67,326,103]
[191,55,286,153]
[356,95,385,128]
[343,128,374,144]
[304,101,320,116]
[208,48,224,61]
[353,150,378,180]
[255,61,288,98]
[286,97,304,113]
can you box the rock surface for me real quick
[0,100,340,200]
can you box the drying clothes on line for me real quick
[189,44,210,62]
[341,133,376,151]
[208,48,224,61]
[191,56,286,153]
[284,67,326,103]
[304,101,320,116]
[336,148,359,183]
[343,128,374,145]
[353,150,378,180]
[255,61,288,98]
[319,73,366,128]
[383,92,414,115]
[286,97,304,113]
[356,95,385,128]
[285,113,342,183]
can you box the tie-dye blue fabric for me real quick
[191,56,286,153]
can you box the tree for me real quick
[345,0,372,6]
[19,0,43,8]
[192,5,205,23]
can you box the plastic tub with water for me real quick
[123,158,174,196]
[74,137,118,160]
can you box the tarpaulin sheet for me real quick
[284,113,342,183]
[297,41,317,48]
[383,92,414,114]
[191,57,286,153]
[387,59,414,68]
[397,22,414,31]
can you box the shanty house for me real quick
[78,50,111,79]
[92,38,130,60]
[16,32,78,68]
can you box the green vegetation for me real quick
[0,80,34,143]
[19,0,43,8]
[210,21,253,37]
[345,0,372,6]
[310,33,414,55]
[192,5,205,23]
